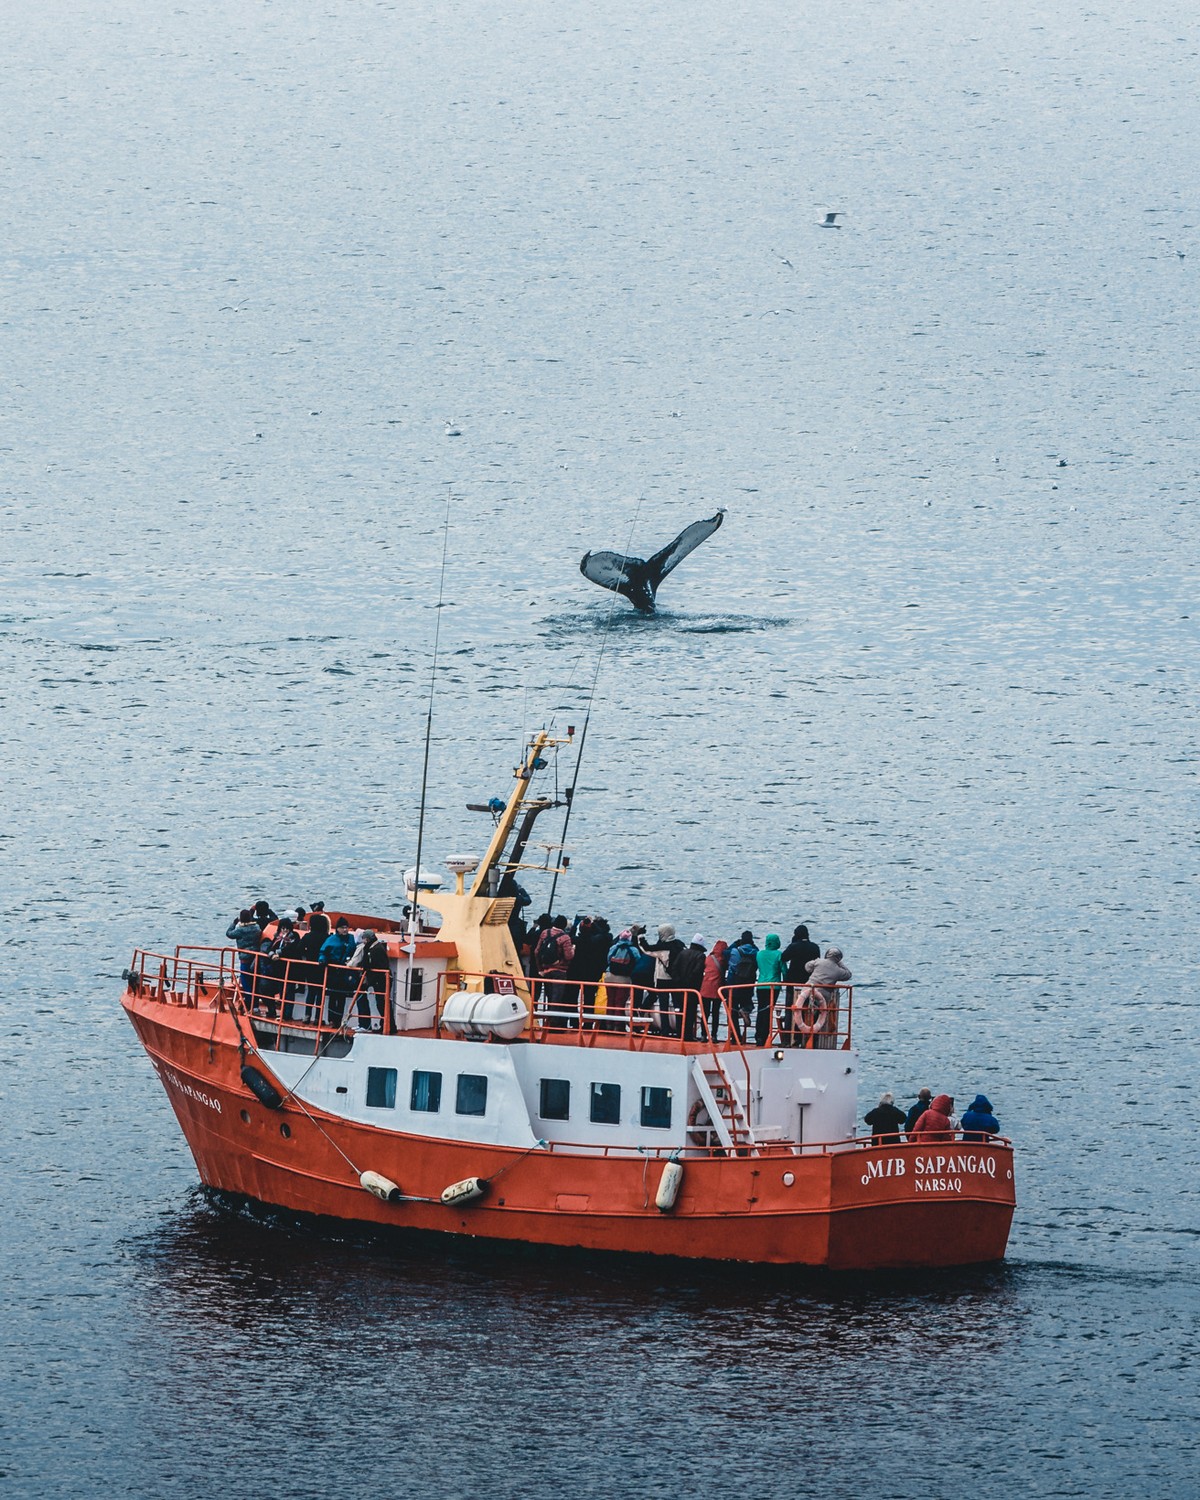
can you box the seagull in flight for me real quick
[820,212,844,228]
[770,249,794,269]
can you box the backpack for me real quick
[732,945,757,985]
[536,929,563,969]
[607,939,638,977]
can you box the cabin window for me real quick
[411,1070,442,1112]
[456,1073,488,1117]
[403,967,424,1006]
[366,1067,397,1110]
[539,1078,570,1120]
[640,1086,673,1129]
[590,1082,621,1125]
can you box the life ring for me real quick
[793,985,829,1038]
[687,1099,712,1132]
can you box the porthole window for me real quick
[366,1067,398,1109]
[239,1109,251,1124]
[640,1086,673,1129]
[590,1082,621,1125]
[456,1074,488,1117]
[280,1122,291,1139]
[539,1078,570,1120]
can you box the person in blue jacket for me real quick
[725,931,759,1042]
[960,1094,1000,1140]
[319,917,357,1028]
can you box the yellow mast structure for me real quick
[420,729,573,1020]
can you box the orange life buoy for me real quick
[793,985,830,1036]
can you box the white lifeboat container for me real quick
[441,989,527,1041]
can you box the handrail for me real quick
[127,945,393,1051]
[435,971,756,1054]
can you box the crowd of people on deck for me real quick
[222,899,852,1046]
[225,901,391,1032]
[863,1088,1002,1143]
[516,912,851,1046]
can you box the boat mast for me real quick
[469,729,570,898]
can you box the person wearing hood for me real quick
[864,1092,908,1143]
[701,938,729,1042]
[909,1093,956,1139]
[960,1094,1000,1140]
[755,933,785,1045]
[798,947,852,1048]
[638,923,685,1036]
[675,934,707,1040]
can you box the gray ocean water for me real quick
[2,0,1197,1494]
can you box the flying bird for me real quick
[820,212,843,228]
[580,510,726,614]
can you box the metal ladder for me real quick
[690,1055,757,1154]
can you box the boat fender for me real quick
[655,1159,684,1212]
[240,1064,284,1111]
[360,1170,403,1204]
[440,1176,489,1206]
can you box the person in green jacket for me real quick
[755,933,785,1045]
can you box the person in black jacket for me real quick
[569,916,612,1027]
[295,911,330,1023]
[864,1092,908,1143]
[270,917,305,1022]
[904,1088,933,1134]
[780,924,820,1046]
[675,935,707,1040]
[351,930,392,1031]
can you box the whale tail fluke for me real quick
[579,509,725,614]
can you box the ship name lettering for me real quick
[860,1156,906,1185]
[154,1060,222,1114]
[913,1153,996,1178]
[915,1177,963,1193]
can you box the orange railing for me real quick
[126,946,852,1056]
[125,945,393,1052]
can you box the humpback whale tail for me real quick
[580,510,726,613]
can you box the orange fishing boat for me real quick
[121,729,1015,1269]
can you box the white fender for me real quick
[441,1176,488,1206]
[655,1159,684,1212]
[360,1170,402,1204]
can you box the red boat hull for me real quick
[125,990,1015,1270]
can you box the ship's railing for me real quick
[529,1131,1012,1161]
[126,945,395,1050]
[434,971,850,1050]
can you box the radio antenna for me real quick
[405,487,453,984]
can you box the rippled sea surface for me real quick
[3,1,1197,1495]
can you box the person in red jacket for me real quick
[700,938,729,1042]
[909,1093,956,1139]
